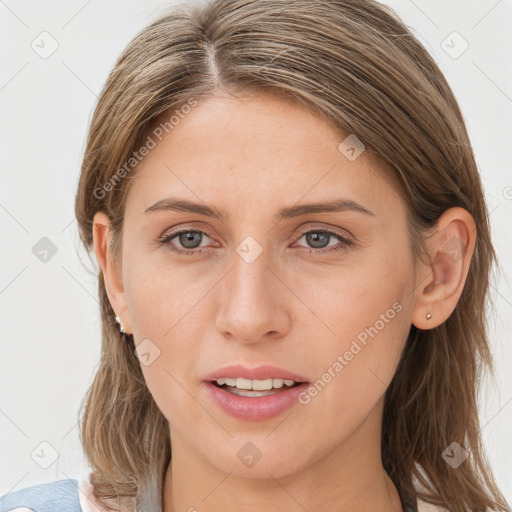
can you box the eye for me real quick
[294,229,353,254]
[160,229,214,256]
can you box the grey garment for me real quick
[0,479,81,512]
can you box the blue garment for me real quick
[0,479,81,512]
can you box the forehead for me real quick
[124,92,403,220]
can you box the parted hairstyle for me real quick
[74,1,510,511]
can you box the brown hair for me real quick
[74,1,510,511]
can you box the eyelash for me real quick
[159,227,353,256]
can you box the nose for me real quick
[215,248,291,345]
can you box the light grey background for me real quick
[1,0,511,503]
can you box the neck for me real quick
[162,398,402,512]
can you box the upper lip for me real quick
[203,364,309,383]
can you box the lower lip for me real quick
[203,381,310,421]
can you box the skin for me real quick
[93,92,476,512]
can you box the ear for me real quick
[92,211,132,334]
[411,207,477,330]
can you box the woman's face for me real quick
[108,92,419,478]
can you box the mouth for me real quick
[201,364,310,420]
[204,377,310,421]
[210,378,303,397]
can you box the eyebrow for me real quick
[144,197,375,220]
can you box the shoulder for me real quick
[0,478,80,512]
[0,475,105,512]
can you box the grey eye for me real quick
[304,231,331,249]
[176,231,204,249]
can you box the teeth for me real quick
[273,378,284,389]
[215,377,298,390]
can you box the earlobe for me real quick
[411,207,476,330]
[92,211,131,334]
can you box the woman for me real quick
[1,0,509,511]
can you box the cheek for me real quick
[295,250,413,414]
[123,247,210,337]
[122,255,214,425]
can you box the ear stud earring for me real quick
[115,315,125,333]
[426,313,432,320]
[115,315,132,343]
